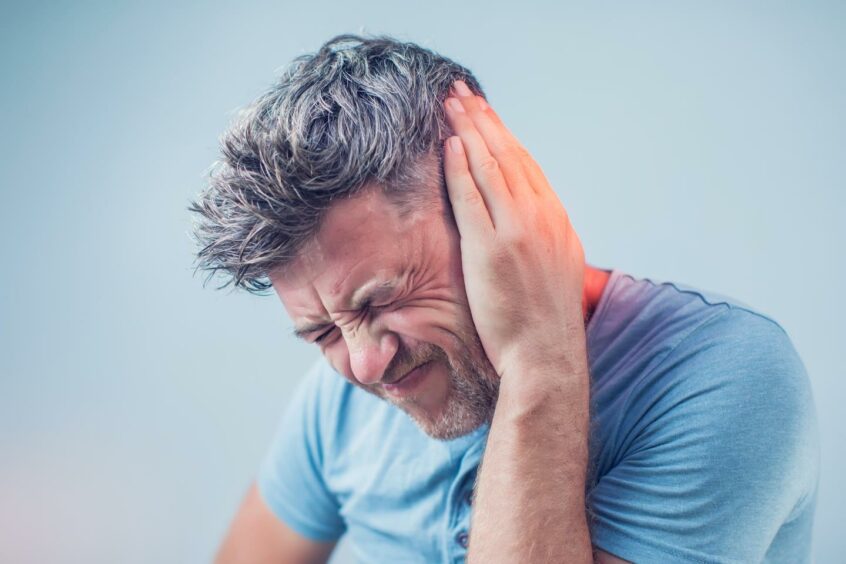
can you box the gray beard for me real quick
[399,350,499,440]
[353,336,500,440]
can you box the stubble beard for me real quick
[362,332,501,441]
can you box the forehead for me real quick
[269,185,444,309]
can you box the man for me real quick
[191,34,819,563]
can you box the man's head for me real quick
[191,34,499,439]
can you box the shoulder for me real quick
[647,294,812,412]
[587,272,820,562]
[589,270,809,392]
[594,270,816,451]
[589,270,820,512]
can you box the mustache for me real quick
[381,341,445,384]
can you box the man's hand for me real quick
[443,81,594,563]
[442,80,586,379]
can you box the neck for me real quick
[582,265,611,324]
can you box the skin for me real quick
[440,81,623,563]
[267,173,611,441]
[269,181,501,439]
[216,83,627,562]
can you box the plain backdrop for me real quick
[1,1,843,562]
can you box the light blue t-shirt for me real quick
[258,269,819,563]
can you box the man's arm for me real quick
[215,482,336,564]
[469,359,592,562]
[468,354,630,564]
[442,82,627,563]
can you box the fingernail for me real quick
[447,97,465,113]
[478,97,489,111]
[448,136,464,154]
[453,80,473,97]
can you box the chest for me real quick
[326,428,481,562]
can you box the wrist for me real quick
[495,360,589,428]
[498,325,589,384]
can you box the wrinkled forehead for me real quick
[269,185,442,291]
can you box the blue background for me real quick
[1,2,842,562]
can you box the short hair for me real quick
[189,33,485,293]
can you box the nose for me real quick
[345,326,399,385]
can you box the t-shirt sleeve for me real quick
[588,310,819,563]
[257,359,346,542]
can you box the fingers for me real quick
[442,135,494,241]
[444,94,513,227]
[443,80,567,240]
[450,82,557,202]
[449,82,535,200]
[477,101,552,199]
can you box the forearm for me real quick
[467,350,592,563]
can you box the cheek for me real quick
[317,299,477,382]
[384,304,473,355]
[323,340,355,383]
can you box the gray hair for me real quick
[189,33,485,293]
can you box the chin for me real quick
[398,392,495,441]
[411,414,487,441]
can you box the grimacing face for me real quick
[269,184,500,440]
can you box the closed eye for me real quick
[313,327,337,344]
[309,301,396,345]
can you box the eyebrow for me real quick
[291,280,398,341]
